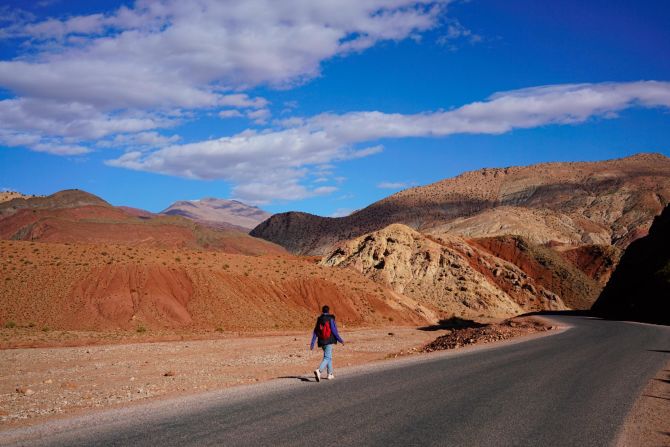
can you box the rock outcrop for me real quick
[591,205,670,325]
[321,224,568,319]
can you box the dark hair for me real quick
[322,305,329,314]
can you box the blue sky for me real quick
[0,0,669,216]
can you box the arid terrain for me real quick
[1,154,668,441]
[3,154,668,331]
[0,326,433,427]
[0,239,434,331]
[252,153,669,318]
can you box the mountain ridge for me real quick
[252,153,670,255]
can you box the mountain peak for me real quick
[161,197,271,231]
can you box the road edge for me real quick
[615,359,670,447]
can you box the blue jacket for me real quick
[310,313,344,349]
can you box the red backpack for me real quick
[317,319,332,340]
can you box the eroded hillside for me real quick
[321,224,568,319]
[253,153,670,255]
[0,240,433,331]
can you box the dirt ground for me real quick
[616,359,670,447]
[0,326,437,429]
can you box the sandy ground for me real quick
[0,326,436,429]
[616,359,670,447]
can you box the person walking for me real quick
[310,305,344,382]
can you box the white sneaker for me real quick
[314,369,321,382]
[326,374,335,380]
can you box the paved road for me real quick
[3,315,669,447]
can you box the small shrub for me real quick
[215,327,224,332]
[136,325,147,333]
[42,326,50,332]
[4,321,16,328]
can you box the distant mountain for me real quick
[0,189,107,218]
[591,204,670,325]
[161,198,271,231]
[0,189,285,255]
[252,153,670,255]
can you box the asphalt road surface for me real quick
[2,314,669,447]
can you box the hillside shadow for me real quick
[648,350,670,354]
[418,316,486,332]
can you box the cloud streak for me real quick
[0,0,449,154]
[108,80,670,202]
[378,181,411,189]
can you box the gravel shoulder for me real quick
[616,359,670,447]
[0,326,435,429]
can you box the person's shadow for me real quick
[278,375,313,382]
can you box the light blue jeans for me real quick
[318,344,334,374]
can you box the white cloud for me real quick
[32,142,90,155]
[96,131,181,149]
[107,80,670,202]
[218,94,269,109]
[378,181,409,189]
[0,0,449,153]
[246,108,271,124]
[436,19,481,49]
[218,109,244,119]
[2,3,670,204]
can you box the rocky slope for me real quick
[472,235,601,309]
[558,244,621,286]
[321,224,567,319]
[591,205,670,325]
[0,190,284,256]
[252,153,670,255]
[0,240,433,331]
[162,198,271,231]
